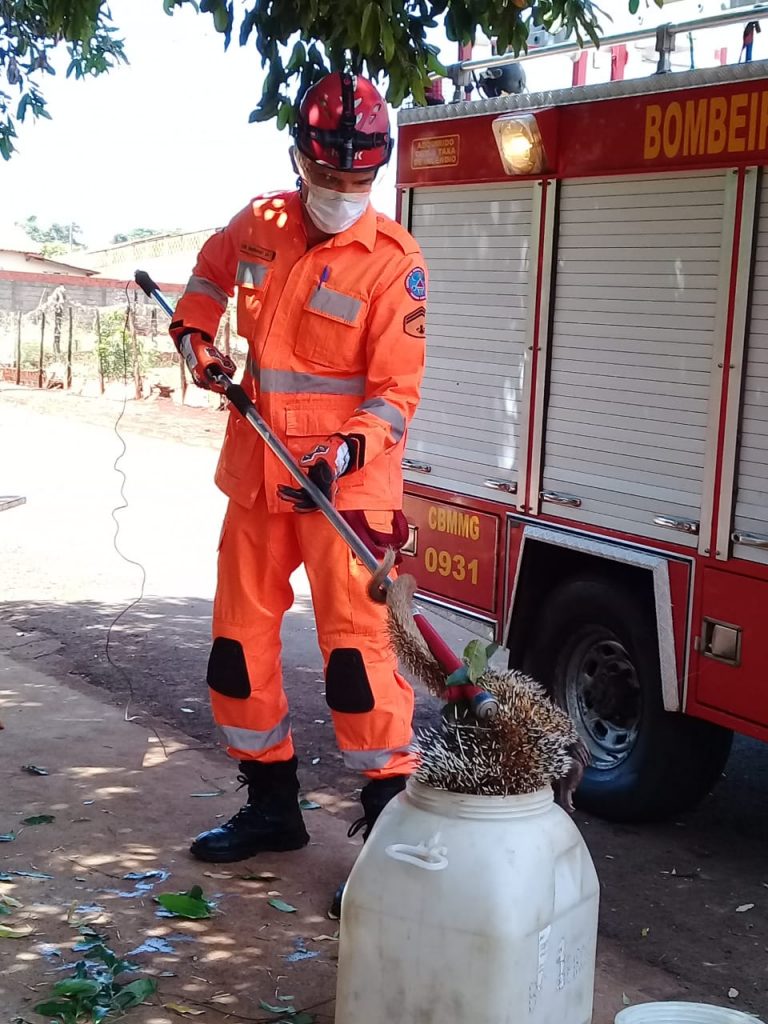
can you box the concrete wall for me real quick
[0,271,183,314]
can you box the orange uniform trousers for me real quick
[208,491,416,780]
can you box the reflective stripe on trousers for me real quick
[218,716,291,756]
[341,743,415,773]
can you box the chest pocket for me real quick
[295,284,367,370]
[236,260,272,337]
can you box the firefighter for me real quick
[169,73,427,878]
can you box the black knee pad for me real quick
[325,648,375,714]
[207,637,250,699]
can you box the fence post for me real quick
[15,311,21,386]
[66,307,73,389]
[53,307,62,355]
[38,313,46,389]
[95,309,105,395]
[129,308,142,400]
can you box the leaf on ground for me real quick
[124,869,170,882]
[299,800,321,811]
[735,903,755,913]
[0,905,12,916]
[190,793,221,798]
[728,988,739,999]
[53,978,101,997]
[127,936,177,955]
[640,927,650,937]
[622,994,631,1006]
[21,765,49,776]
[268,898,297,913]
[33,1001,72,1017]
[0,870,53,880]
[312,932,339,941]
[165,1005,206,1016]
[203,871,233,879]
[0,923,34,938]
[0,894,23,908]
[22,815,55,826]
[241,872,280,882]
[113,977,158,1008]
[156,888,213,919]
[260,1000,296,1014]
[0,833,16,842]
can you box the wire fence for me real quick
[0,287,247,408]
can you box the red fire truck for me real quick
[396,49,768,821]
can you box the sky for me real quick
[0,0,752,251]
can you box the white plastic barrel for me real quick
[616,1005,764,1024]
[335,779,600,1024]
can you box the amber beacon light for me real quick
[492,113,547,175]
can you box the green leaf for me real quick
[485,642,499,661]
[268,898,297,913]
[277,102,293,131]
[259,1000,296,1014]
[156,888,212,919]
[22,814,55,825]
[113,977,157,1008]
[463,639,488,683]
[381,21,396,63]
[33,1001,73,1018]
[52,979,101,997]
[628,0,639,12]
[361,4,378,53]
[0,904,12,916]
[0,923,34,938]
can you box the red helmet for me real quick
[293,72,393,172]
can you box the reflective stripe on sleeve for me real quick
[357,397,406,441]
[185,275,229,309]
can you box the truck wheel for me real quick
[522,577,733,822]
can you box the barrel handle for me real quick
[385,835,448,871]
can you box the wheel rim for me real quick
[560,627,642,771]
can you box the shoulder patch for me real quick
[404,267,427,302]
[403,305,426,339]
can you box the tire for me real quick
[522,576,733,822]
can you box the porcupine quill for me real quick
[369,550,590,803]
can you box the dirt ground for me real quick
[1,386,767,1020]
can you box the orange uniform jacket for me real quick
[171,191,427,512]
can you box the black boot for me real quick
[190,757,310,863]
[328,775,408,919]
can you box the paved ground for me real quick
[1,386,767,1020]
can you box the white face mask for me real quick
[304,182,370,234]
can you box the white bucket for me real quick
[616,1004,765,1024]
[335,779,600,1024]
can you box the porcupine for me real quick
[369,550,590,810]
